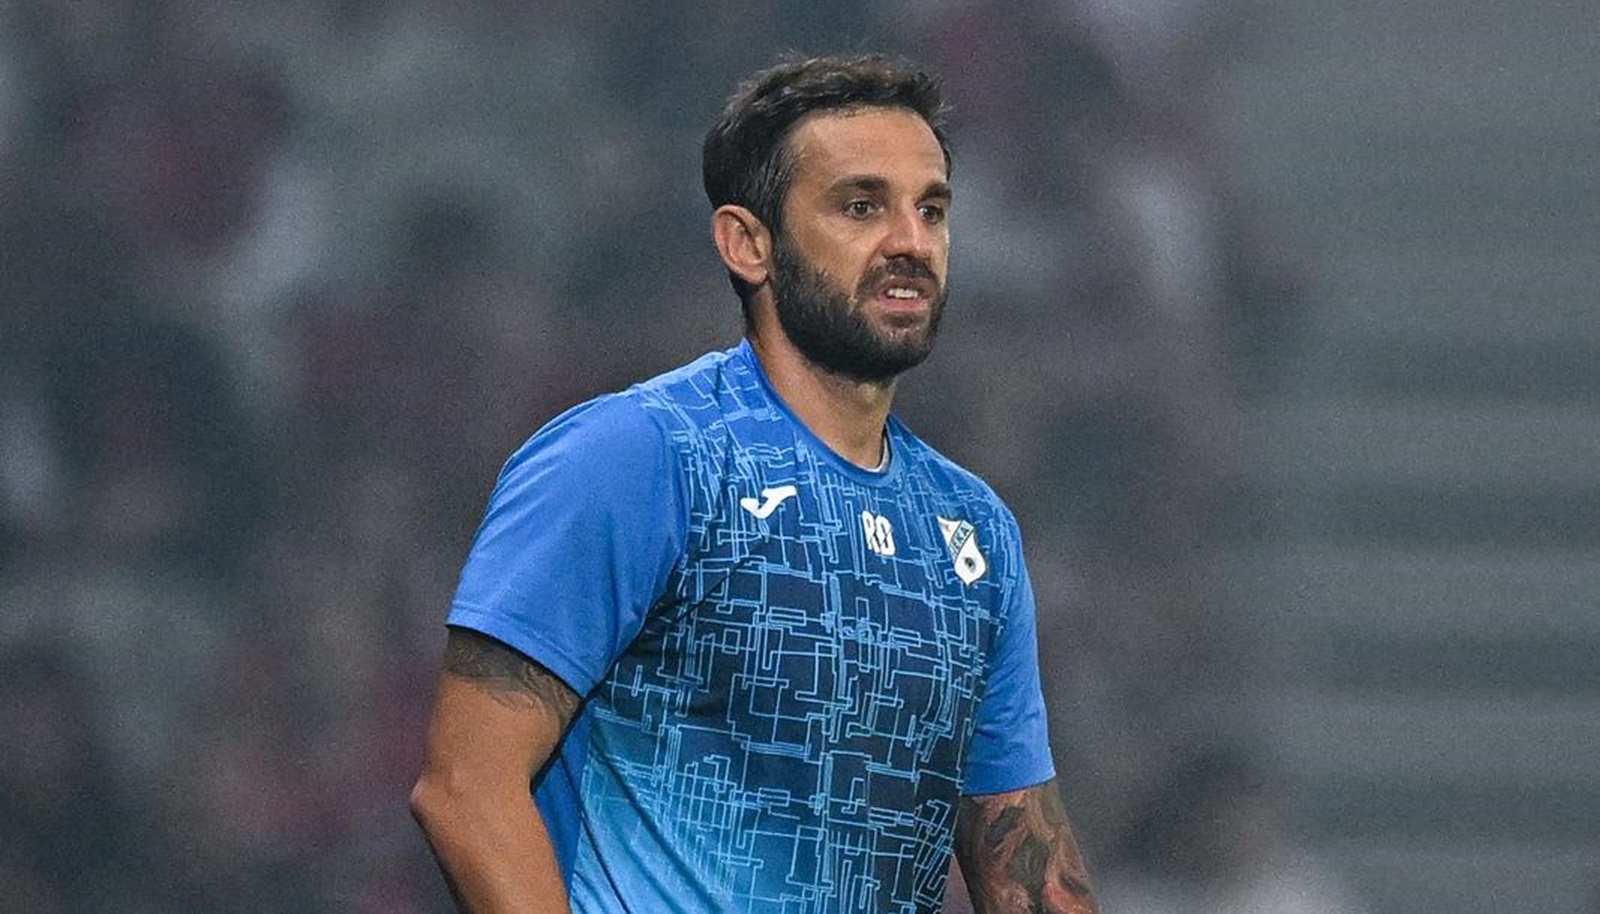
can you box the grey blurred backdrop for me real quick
[1,1,1595,912]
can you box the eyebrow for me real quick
[829,175,953,201]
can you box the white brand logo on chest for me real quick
[740,485,798,519]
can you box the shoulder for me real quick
[494,345,763,507]
[892,419,1031,604]
[893,419,1022,534]
[509,346,746,464]
[625,345,747,414]
[505,390,667,475]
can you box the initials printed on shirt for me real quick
[861,510,896,556]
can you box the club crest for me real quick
[936,516,987,584]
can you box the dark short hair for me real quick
[703,53,950,305]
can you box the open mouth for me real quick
[872,277,936,307]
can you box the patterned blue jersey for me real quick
[449,340,1054,913]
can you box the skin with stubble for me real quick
[412,102,1098,914]
[769,236,946,383]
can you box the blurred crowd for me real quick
[1,0,1311,910]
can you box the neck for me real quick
[748,328,895,470]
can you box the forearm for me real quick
[411,776,570,914]
[954,779,1098,914]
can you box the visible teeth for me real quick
[885,287,917,299]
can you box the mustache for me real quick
[857,257,940,295]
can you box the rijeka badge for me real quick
[937,517,987,585]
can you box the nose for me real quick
[880,204,939,264]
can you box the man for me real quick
[411,54,1098,914]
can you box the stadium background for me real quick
[1,1,1594,911]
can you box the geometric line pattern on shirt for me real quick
[571,344,1029,914]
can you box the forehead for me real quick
[784,107,948,190]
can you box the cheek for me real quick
[827,244,883,285]
[916,227,950,272]
[790,224,866,272]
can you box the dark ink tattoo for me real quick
[955,779,1098,914]
[985,807,1025,853]
[1007,833,1049,894]
[443,627,580,722]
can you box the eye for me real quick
[919,203,947,224]
[845,200,876,219]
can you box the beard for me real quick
[769,237,947,384]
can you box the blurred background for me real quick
[1,0,1595,912]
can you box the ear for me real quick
[711,205,773,288]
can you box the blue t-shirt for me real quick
[448,340,1055,914]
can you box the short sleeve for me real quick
[446,394,688,695]
[962,557,1057,795]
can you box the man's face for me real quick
[768,107,951,384]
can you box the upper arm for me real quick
[965,547,1055,795]
[447,395,688,696]
[954,779,1098,914]
[417,627,582,794]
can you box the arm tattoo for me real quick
[442,627,580,723]
[955,779,1098,914]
